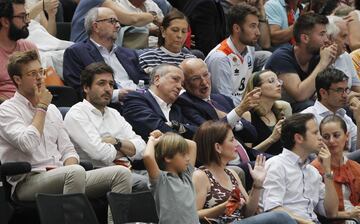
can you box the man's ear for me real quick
[0,17,10,29]
[12,75,22,87]
[300,33,309,44]
[83,85,90,96]
[319,88,328,100]
[294,133,304,144]
[153,74,161,86]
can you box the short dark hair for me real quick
[81,62,114,97]
[293,12,328,44]
[228,3,259,35]
[193,121,232,166]
[281,113,315,150]
[7,49,39,87]
[0,0,25,30]
[158,9,188,47]
[315,68,348,101]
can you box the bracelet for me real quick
[36,103,48,111]
[114,138,122,151]
[36,107,47,113]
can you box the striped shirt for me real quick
[139,46,195,74]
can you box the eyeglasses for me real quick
[23,68,46,78]
[328,87,351,94]
[263,77,283,86]
[12,13,30,23]
[95,18,120,26]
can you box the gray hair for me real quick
[326,15,343,39]
[150,64,181,85]
[84,7,99,36]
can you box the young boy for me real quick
[143,130,199,224]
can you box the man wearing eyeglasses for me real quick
[301,68,360,155]
[0,0,37,104]
[63,6,148,105]
[0,49,132,224]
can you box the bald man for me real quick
[63,7,148,102]
[177,58,259,145]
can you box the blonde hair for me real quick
[243,70,284,120]
[155,132,189,170]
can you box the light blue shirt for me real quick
[261,148,326,223]
[264,0,300,29]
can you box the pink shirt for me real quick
[0,92,79,188]
[0,39,37,99]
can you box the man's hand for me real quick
[44,0,59,13]
[235,88,261,116]
[318,143,331,173]
[102,136,117,144]
[118,88,134,102]
[350,96,360,124]
[35,81,53,106]
[319,44,338,68]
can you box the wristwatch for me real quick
[324,171,334,180]
[114,138,122,151]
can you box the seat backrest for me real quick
[36,193,99,224]
[107,191,158,224]
[0,161,14,224]
[47,86,79,107]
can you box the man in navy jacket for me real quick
[123,64,196,141]
[177,58,259,144]
[63,7,148,102]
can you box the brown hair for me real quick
[158,9,189,47]
[155,132,189,170]
[193,121,232,166]
[7,49,40,87]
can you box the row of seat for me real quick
[0,161,158,224]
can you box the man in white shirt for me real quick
[301,68,360,153]
[0,50,131,223]
[63,7,148,103]
[261,113,338,223]
[64,61,148,191]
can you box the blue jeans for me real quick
[232,212,296,224]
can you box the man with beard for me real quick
[265,12,337,112]
[205,3,260,105]
[301,68,360,154]
[64,62,148,191]
[0,0,37,103]
[63,7,147,102]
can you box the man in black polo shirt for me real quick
[265,12,337,112]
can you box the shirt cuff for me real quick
[227,109,242,128]
[62,151,80,164]
[112,89,120,103]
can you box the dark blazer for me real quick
[123,90,196,141]
[176,92,257,143]
[63,39,148,96]
[183,0,226,56]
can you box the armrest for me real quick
[0,162,31,176]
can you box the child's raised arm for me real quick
[143,130,162,180]
[185,139,197,167]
